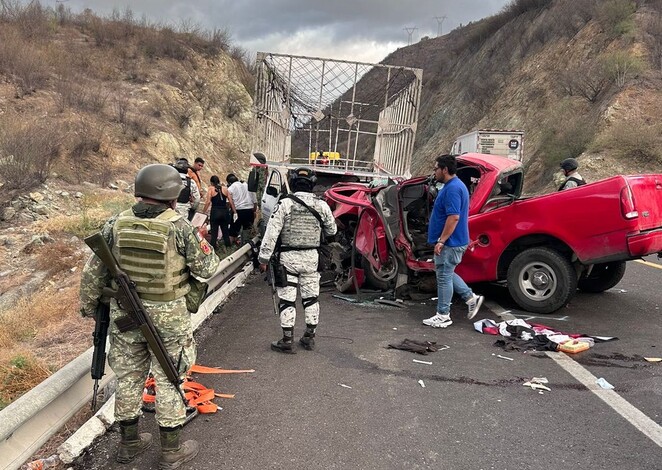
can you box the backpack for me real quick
[177,176,192,203]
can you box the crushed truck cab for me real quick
[325,153,662,313]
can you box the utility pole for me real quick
[403,27,417,46]
[434,15,447,37]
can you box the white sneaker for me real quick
[422,313,453,328]
[466,294,484,320]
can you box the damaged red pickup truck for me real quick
[324,153,662,313]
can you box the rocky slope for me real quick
[1,0,662,407]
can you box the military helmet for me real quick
[174,158,190,174]
[135,164,183,201]
[560,157,579,172]
[289,167,317,190]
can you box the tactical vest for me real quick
[558,176,586,191]
[112,208,190,302]
[279,196,322,249]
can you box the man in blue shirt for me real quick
[424,155,484,328]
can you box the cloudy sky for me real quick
[59,0,511,63]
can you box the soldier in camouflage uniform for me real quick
[79,164,219,469]
[258,167,337,353]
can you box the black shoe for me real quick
[271,339,296,354]
[299,336,315,351]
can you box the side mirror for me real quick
[266,186,278,197]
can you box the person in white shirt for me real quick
[226,173,256,245]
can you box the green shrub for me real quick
[535,100,597,166]
[596,0,637,37]
[600,51,645,87]
[0,119,62,190]
[592,119,662,163]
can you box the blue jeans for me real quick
[434,245,472,315]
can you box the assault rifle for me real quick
[84,233,190,409]
[90,299,110,411]
[267,260,279,316]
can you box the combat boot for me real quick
[271,327,296,354]
[299,324,316,351]
[116,418,152,463]
[158,426,199,470]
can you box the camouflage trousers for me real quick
[277,250,321,328]
[108,297,196,428]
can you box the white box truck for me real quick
[451,129,524,161]
[251,52,423,222]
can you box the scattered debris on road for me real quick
[523,378,551,392]
[413,359,432,365]
[596,378,615,390]
[492,353,514,361]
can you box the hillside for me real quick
[1,0,662,415]
[384,0,662,193]
[0,3,256,411]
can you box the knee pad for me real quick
[302,296,319,309]
[279,299,296,313]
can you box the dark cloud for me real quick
[58,0,510,61]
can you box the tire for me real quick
[507,247,577,314]
[361,253,398,291]
[578,261,626,293]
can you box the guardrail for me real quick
[0,238,259,470]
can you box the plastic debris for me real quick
[531,377,548,384]
[523,381,551,392]
[24,455,59,469]
[596,378,615,390]
[418,379,426,388]
[492,353,514,361]
[644,357,662,362]
[332,294,359,303]
[413,359,432,365]
[338,383,352,389]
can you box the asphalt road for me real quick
[74,257,662,470]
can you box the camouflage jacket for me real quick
[258,192,337,265]
[79,202,219,317]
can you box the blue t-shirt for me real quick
[427,176,470,247]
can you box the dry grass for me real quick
[0,351,52,408]
[34,240,86,276]
[0,118,63,191]
[34,191,134,238]
[0,284,88,409]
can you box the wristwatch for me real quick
[437,239,445,245]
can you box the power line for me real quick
[403,27,417,45]
[433,15,447,37]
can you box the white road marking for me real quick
[484,299,662,448]
[635,259,662,270]
[547,352,662,447]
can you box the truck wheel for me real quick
[361,254,398,291]
[578,261,626,293]
[507,247,577,314]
